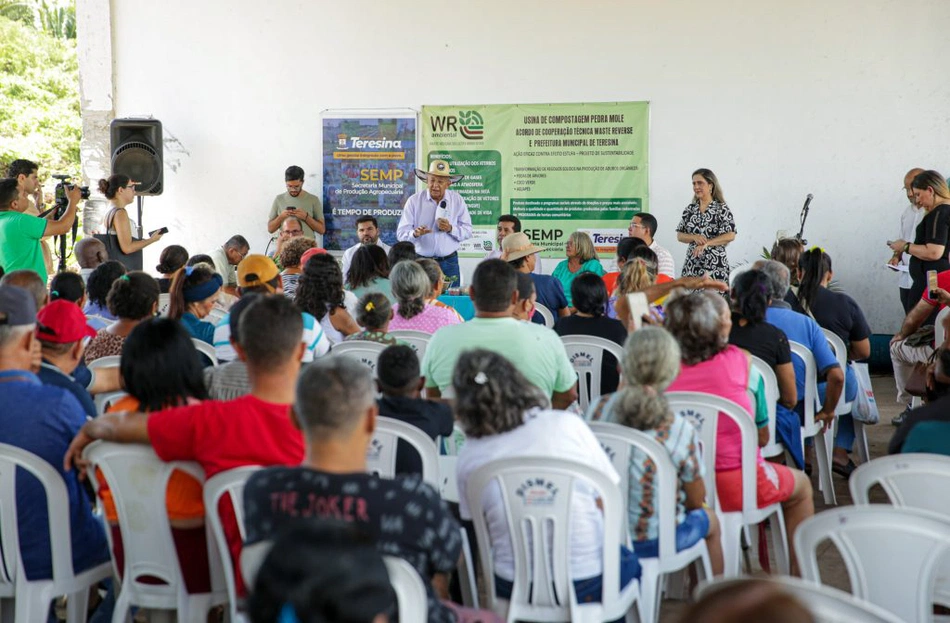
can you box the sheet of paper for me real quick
[885,263,909,273]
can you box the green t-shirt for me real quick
[269,190,324,240]
[552,258,606,307]
[421,316,577,398]
[0,211,49,281]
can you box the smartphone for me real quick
[886,240,894,246]
[285,206,294,211]
[928,270,939,296]
[149,227,168,237]
[626,292,650,331]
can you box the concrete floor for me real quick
[658,372,901,621]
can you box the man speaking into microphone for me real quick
[396,159,472,285]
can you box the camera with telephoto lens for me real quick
[52,174,90,217]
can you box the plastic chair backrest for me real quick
[192,338,219,367]
[589,421,677,553]
[535,303,555,328]
[850,453,950,513]
[83,442,205,597]
[821,329,852,415]
[0,443,80,587]
[388,330,431,359]
[789,341,821,438]
[748,355,783,458]
[367,416,440,488]
[465,456,633,622]
[204,466,263,623]
[665,391,758,515]
[239,541,272,593]
[157,293,171,317]
[696,575,905,623]
[330,341,388,373]
[559,334,625,412]
[937,307,950,347]
[794,505,950,622]
[383,556,429,622]
[94,390,129,416]
[86,355,121,370]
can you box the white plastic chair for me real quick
[94,390,130,416]
[157,293,171,317]
[695,575,905,623]
[383,556,429,622]
[937,306,950,347]
[822,328,870,464]
[239,541,272,593]
[794,505,950,623]
[192,338,219,367]
[535,303,555,328]
[789,341,836,505]
[203,466,263,623]
[330,340,388,373]
[367,416,440,488]
[389,329,431,359]
[590,421,712,623]
[87,355,121,371]
[559,335,625,412]
[748,355,786,460]
[465,456,640,623]
[665,391,790,578]
[0,443,113,623]
[82,441,227,623]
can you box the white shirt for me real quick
[341,240,391,281]
[456,408,619,581]
[898,202,924,289]
[650,240,676,279]
[209,246,237,287]
[396,189,473,258]
[212,310,330,362]
[483,248,544,274]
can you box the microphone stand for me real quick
[795,194,813,246]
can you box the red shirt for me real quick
[603,271,620,293]
[147,395,304,595]
[921,269,950,308]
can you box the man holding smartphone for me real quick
[267,165,325,244]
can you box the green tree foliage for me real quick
[0,13,80,178]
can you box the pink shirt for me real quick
[389,302,463,334]
[667,345,756,472]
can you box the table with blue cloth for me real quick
[437,295,475,321]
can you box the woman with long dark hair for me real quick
[729,269,800,467]
[294,253,359,343]
[795,248,871,476]
[345,244,394,303]
[167,264,222,344]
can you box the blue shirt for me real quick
[180,312,215,345]
[529,273,568,324]
[37,361,97,418]
[765,305,840,398]
[0,370,109,580]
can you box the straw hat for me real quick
[414,159,464,183]
[501,232,544,262]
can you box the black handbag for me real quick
[93,208,143,271]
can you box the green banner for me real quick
[421,102,649,258]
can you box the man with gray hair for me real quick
[756,260,844,470]
[208,234,250,295]
[242,356,495,623]
[0,285,112,605]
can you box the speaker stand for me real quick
[136,195,144,239]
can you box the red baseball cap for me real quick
[300,247,329,268]
[36,300,98,344]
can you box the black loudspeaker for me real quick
[110,118,163,196]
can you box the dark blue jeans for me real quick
[435,252,461,287]
[494,546,640,622]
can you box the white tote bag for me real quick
[852,362,880,424]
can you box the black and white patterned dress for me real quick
[675,200,737,283]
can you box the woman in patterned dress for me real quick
[675,168,737,284]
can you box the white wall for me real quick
[96,0,950,332]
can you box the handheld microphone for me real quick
[436,200,448,221]
[440,200,447,209]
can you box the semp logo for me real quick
[429,110,484,140]
[515,477,560,507]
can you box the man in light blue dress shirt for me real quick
[396,159,472,285]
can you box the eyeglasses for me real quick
[286,183,303,191]
[629,222,645,229]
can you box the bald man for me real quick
[890,167,925,313]
[73,237,108,283]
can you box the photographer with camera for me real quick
[0,177,81,282]
[96,174,164,270]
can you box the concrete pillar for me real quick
[75,0,114,198]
